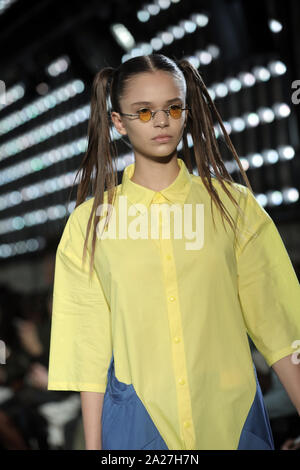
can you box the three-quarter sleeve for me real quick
[47,206,112,392]
[235,187,300,367]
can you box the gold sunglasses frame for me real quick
[117,104,190,122]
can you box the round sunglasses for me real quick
[118,104,190,122]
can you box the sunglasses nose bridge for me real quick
[150,108,170,122]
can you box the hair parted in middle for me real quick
[67,53,253,278]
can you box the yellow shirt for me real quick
[48,157,300,450]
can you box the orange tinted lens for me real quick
[169,106,182,119]
[138,109,151,121]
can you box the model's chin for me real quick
[133,140,179,159]
[151,144,178,155]
[151,139,179,150]
[153,145,178,159]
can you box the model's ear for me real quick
[110,111,127,136]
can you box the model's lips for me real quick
[152,135,172,142]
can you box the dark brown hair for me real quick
[69,54,253,278]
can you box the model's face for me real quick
[111,71,188,159]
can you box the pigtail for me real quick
[177,59,252,240]
[67,67,119,279]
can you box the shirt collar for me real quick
[120,158,193,214]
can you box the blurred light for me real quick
[0,79,85,137]
[0,201,69,235]
[150,37,163,50]
[190,13,209,27]
[47,55,70,77]
[268,60,287,76]
[0,169,82,211]
[137,10,150,22]
[213,83,228,98]
[249,153,264,168]
[269,191,283,206]
[207,88,215,100]
[252,66,271,82]
[240,158,249,171]
[213,125,220,139]
[124,20,213,61]
[110,23,135,51]
[256,193,268,207]
[0,83,25,110]
[230,117,245,132]
[273,103,291,118]
[257,107,275,123]
[180,19,197,34]
[121,54,131,63]
[224,160,237,173]
[228,145,295,174]
[158,31,174,45]
[206,44,220,59]
[131,47,144,57]
[238,72,256,87]
[198,50,212,65]
[139,42,153,54]
[138,0,182,22]
[278,145,295,160]
[244,112,260,127]
[158,0,171,9]
[268,19,283,33]
[187,56,200,69]
[169,25,185,39]
[36,83,49,96]
[282,188,299,203]
[0,103,90,161]
[225,77,242,93]
[147,4,160,15]
[223,121,232,134]
[0,0,18,15]
[262,149,279,164]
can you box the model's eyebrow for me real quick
[130,97,182,107]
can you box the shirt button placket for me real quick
[159,206,196,450]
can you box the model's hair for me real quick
[67,53,253,278]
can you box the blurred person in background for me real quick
[0,283,79,449]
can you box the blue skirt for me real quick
[101,354,275,450]
[101,354,168,450]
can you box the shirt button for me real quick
[178,378,185,385]
[166,255,172,260]
[169,296,175,302]
[183,420,190,428]
[174,336,181,343]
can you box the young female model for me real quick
[47,54,300,450]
